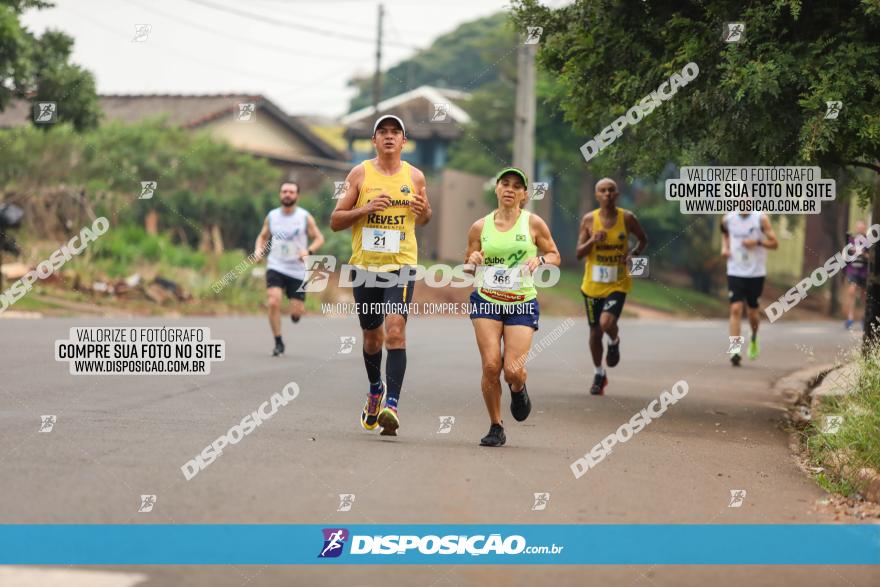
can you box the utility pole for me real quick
[513,36,539,213]
[864,172,880,348]
[372,4,384,114]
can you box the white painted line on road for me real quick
[791,326,832,334]
[0,566,147,587]
[0,311,42,319]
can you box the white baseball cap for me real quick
[372,114,406,137]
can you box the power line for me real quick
[183,0,423,50]
[125,0,363,63]
[247,0,394,35]
[251,0,440,37]
[65,5,356,94]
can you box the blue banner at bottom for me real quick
[1,525,878,565]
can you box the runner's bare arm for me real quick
[526,214,560,272]
[720,217,730,257]
[624,211,648,255]
[303,213,325,256]
[254,217,270,260]
[758,214,779,249]
[330,165,390,231]
[464,218,485,273]
[575,213,596,261]
[410,167,432,226]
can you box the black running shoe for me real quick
[510,385,531,422]
[291,315,300,324]
[272,340,285,357]
[589,373,608,395]
[480,423,506,447]
[730,352,741,367]
[606,339,620,367]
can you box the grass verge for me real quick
[806,346,880,497]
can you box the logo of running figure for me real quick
[824,101,842,120]
[821,415,843,434]
[139,181,157,200]
[338,336,356,354]
[39,415,56,433]
[628,256,649,278]
[431,103,450,122]
[318,528,349,558]
[34,102,57,124]
[531,492,550,511]
[337,494,355,512]
[298,255,337,293]
[525,26,543,45]
[723,22,744,43]
[437,416,455,434]
[237,103,256,122]
[138,494,157,513]
[333,181,349,199]
[531,182,548,201]
[132,24,152,43]
[728,489,746,508]
[727,336,745,355]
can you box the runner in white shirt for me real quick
[720,212,778,366]
[254,182,324,356]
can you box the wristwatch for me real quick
[539,255,546,265]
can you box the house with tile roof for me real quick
[0,94,350,192]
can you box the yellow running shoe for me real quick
[377,406,399,436]
[360,382,385,431]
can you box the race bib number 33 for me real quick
[362,228,401,253]
[592,264,618,283]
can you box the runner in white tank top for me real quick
[725,213,768,277]
[721,213,778,366]
[254,182,325,356]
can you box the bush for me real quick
[87,226,206,276]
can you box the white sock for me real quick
[594,366,605,376]
[608,336,619,345]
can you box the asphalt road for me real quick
[0,314,877,586]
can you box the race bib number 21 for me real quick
[362,228,400,253]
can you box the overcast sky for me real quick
[22,0,517,118]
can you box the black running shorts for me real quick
[266,269,306,301]
[351,267,416,331]
[727,275,764,308]
[582,291,626,327]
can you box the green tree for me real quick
[348,13,514,112]
[0,121,281,251]
[0,0,100,130]
[511,0,880,304]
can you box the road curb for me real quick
[779,362,880,503]
[773,363,832,407]
[810,362,859,411]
